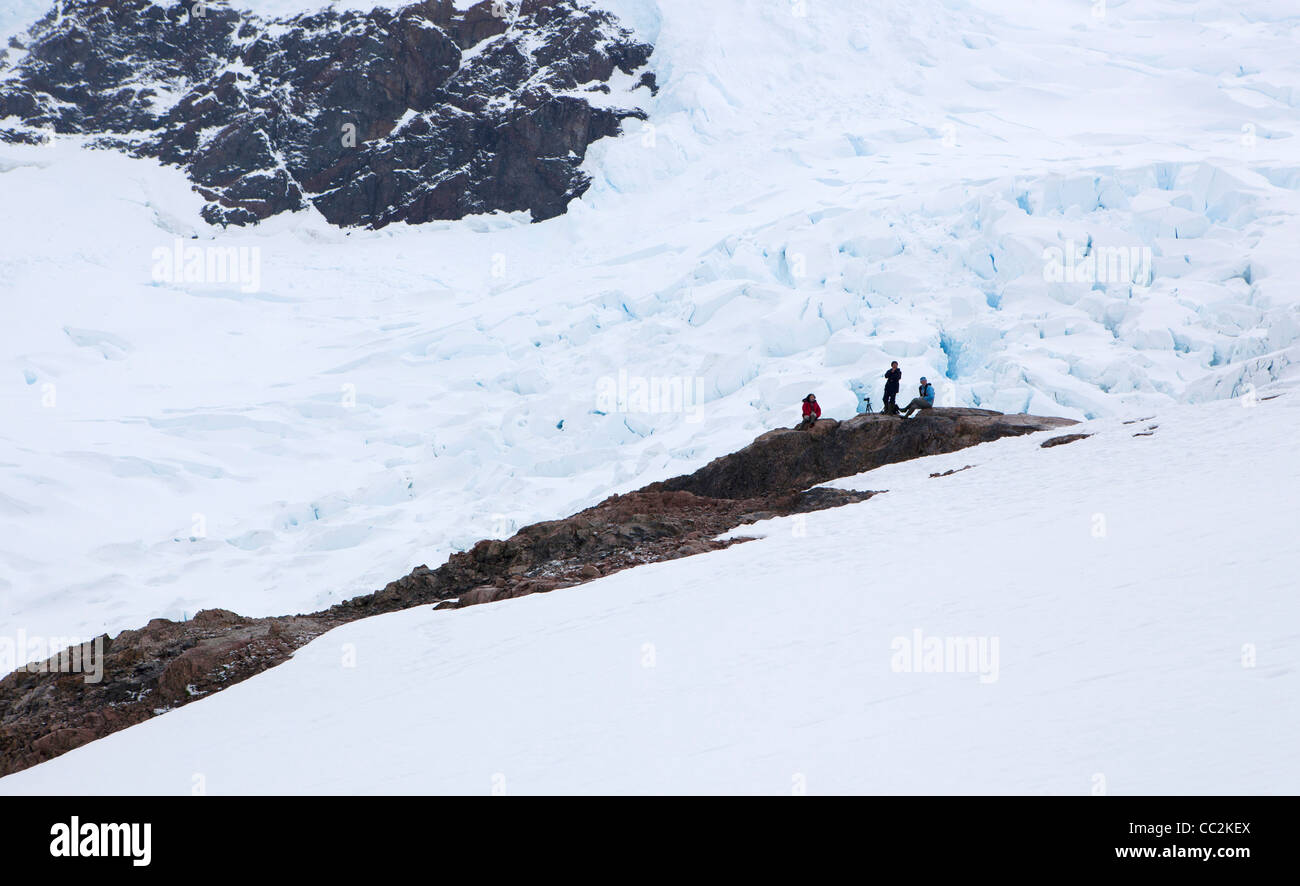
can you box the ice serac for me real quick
[648,409,1078,501]
[0,0,654,226]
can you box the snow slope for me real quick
[2,0,1299,657]
[4,386,1296,794]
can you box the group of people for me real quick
[798,362,936,428]
[882,362,935,417]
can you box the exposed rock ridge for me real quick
[0,407,1075,776]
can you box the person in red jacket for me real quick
[798,393,821,429]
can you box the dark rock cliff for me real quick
[0,0,655,226]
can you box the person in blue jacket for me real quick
[899,377,936,418]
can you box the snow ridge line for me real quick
[0,407,1072,776]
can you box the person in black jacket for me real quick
[883,362,902,414]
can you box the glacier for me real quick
[1,0,1298,708]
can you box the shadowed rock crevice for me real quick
[0,407,1074,776]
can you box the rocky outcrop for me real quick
[1041,432,1092,448]
[648,409,1078,500]
[336,485,880,615]
[0,485,874,776]
[0,406,1074,777]
[0,609,336,777]
[0,0,654,226]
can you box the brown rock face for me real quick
[1041,432,1093,448]
[0,406,1074,776]
[648,409,1078,500]
[0,611,333,777]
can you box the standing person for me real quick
[883,361,902,414]
[798,394,821,429]
[899,377,936,418]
